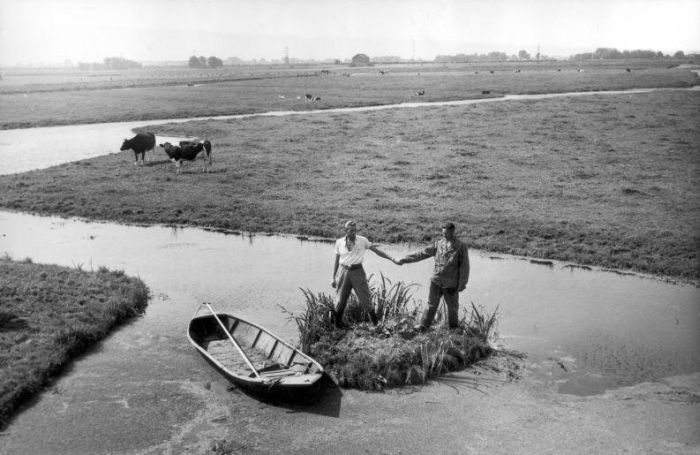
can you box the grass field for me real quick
[0,257,149,430]
[0,85,697,280]
[0,59,697,427]
[0,60,696,129]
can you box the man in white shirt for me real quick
[332,220,396,328]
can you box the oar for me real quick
[202,302,263,381]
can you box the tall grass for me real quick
[279,288,335,353]
[286,275,500,390]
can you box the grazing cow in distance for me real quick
[305,93,313,102]
[379,70,387,76]
[489,70,494,74]
[120,132,156,166]
[481,90,491,95]
[159,140,212,174]
[416,89,425,96]
[320,70,331,76]
[514,69,521,73]
[625,68,631,73]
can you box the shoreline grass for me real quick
[282,277,499,391]
[0,257,149,430]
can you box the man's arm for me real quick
[458,245,470,291]
[369,245,396,262]
[332,254,340,288]
[399,244,437,264]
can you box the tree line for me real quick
[188,55,223,68]
[435,48,694,63]
[78,57,142,70]
[571,48,691,60]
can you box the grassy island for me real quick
[0,257,149,429]
[282,277,502,391]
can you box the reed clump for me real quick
[282,275,498,391]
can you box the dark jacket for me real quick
[403,238,469,289]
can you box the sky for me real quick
[1,0,699,66]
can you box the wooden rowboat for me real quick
[187,303,325,396]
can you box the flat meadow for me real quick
[0,59,698,280]
[0,59,695,128]
[0,58,698,438]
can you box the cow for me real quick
[159,140,212,174]
[120,132,156,166]
[305,93,314,102]
[625,68,631,73]
[416,89,425,96]
[379,70,387,76]
[320,70,332,76]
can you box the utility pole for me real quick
[284,46,290,65]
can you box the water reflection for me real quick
[1,210,698,396]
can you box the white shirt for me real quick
[334,235,373,266]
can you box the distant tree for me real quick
[103,57,141,70]
[350,53,371,67]
[208,56,223,68]
[674,50,685,59]
[188,55,203,68]
[518,49,530,60]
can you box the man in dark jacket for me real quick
[397,222,470,331]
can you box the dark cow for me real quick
[379,70,387,76]
[159,140,212,174]
[120,132,156,166]
[625,68,631,73]
[416,89,425,96]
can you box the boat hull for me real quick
[187,312,325,397]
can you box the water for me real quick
[1,211,698,397]
[0,88,698,396]
[1,86,697,176]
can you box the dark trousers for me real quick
[420,282,459,329]
[335,266,376,324]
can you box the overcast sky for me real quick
[1,0,699,66]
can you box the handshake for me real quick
[391,257,406,266]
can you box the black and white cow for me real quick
[120,132,156,166]
[160,140,212,174]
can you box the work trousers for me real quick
[335,266,373,320]
[420,282,460,329]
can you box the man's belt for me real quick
[342,264,363,270]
